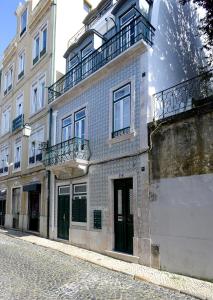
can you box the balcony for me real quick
[153,70,213,120]
[12,114,24,132]
[48,15,155,103]
[42,138,90,168]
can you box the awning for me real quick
[23,183,41,192]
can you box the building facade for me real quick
[44,0,204,266]
[0,0,98,237]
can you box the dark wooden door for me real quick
[0,197,6,227]
[58,194,70,240]
[28,191,40,232]
[114,178,133,254]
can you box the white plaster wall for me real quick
[150,174,213,280]
[148,0,206,121]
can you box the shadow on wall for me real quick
[149,0,207,94]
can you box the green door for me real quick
[114,178,133,254]
[58,187,70,240]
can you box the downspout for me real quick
[47,0,57,238]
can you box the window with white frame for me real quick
[14,141,21,170]
[112,83,131,138]
[31,75,46,114]
[72,183,87,223]
[16,94,23,117]
[75,108,86,140]
[0,147,9,174]
[62,115,72,142]
[33,25,48,65]
[1,107,11,134]
[29,128,44,165]
[40,26,47,57]
[81,42,93,77]
[18,51,25,79]
[33,34,40,64]
[20,9,27,36]
[4,67,13,95]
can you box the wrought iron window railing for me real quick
[12,114,24,132]
[48,15,155,103]
[153,70,213,120]
[42,137,90,167]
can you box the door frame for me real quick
[11,185,22,229]
[0,188,7,227]
[56,181,70,240]
[28,190,40,232]
[108,173,137,254]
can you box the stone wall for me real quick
[149,101,213,280]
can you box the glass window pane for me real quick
[75,109,85,121]
[42,28,47,50]
[123,96,130,128]
[118,190,122,214]
[114,84,130,101]
[114,101,121,131]
[120,9,135,27]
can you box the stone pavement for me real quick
[1,228,212,300]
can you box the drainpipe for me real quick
[47,0,56,238]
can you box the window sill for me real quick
[12,168,21,173]
[71,221,87,227]
[108,131,135,145]
[31,51,47,69]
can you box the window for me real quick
[16,94,23,117]
[4,67,13,95]
[120,8,136,27]
[112,83,131,138]
[2,108,10,134]
[40,27,47,57]
[29,128,44,165]
[33,35,40,65]
[81,43,93,77]
[68,55,79,71]
[62,116,72,142]
[120,9,136,50]
[0,147,9,174]
[14,142,21,170]
[75,108,86,140]
[33,25,48,65]
[20,9,27,36]
[18,52,25,80]
[31,76,46,114]
[72,183,87,223]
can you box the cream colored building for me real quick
[0,0,99,236]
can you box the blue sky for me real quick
[0,0,21,59]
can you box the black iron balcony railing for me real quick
[42,137,90,167]
[12,114,24,132]
[48,15,155,103]
[153,70,213,120]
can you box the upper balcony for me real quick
[153,70,213,121]
[48,15,155,104]
[42,138,90,172]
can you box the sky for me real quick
[0,0,22,60]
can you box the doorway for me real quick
[28,191,40,232]
[12,188,21,229]
[58,186,70,240]
[0,191,6,227]
[114,178,133,254]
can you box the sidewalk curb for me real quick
[1,230,212,300]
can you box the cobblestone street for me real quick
[0,232,197,300]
